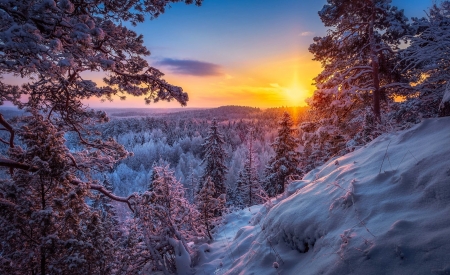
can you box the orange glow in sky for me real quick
[0,0,431,110]
[86,50,321,109]
[79,0,432,110]
[83,0,325,109]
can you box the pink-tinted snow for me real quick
[196,117,450,275]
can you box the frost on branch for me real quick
[400,1,450,118]
[0,1,203,272]
[134,164,203,274]
[0,0,202,198]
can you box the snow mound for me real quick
[198,117,450,275]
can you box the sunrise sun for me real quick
[284,83,307,105]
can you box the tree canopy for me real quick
[0,0,202,205]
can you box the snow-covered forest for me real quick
[1,0,450,274]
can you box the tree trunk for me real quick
[40,249,46,275]
[369,2,381,122]
[40,181,46,275]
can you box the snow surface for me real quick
[195,117,450,275]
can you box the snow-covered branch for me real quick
[90,184,136,212]
[0,157,37,171]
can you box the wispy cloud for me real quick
[299,31,314,37]
[156,58,223,76]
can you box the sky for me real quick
[47,1,441,108]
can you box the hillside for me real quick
[196,117,450,275]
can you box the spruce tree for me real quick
[236,131,265,208]
[0,113,106,274]
[136,164,203,274]
[200,118,228,198]
[197,177,225,240]
[400,1,450,118]
[264,112,301,197]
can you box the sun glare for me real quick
[284,83,307,105]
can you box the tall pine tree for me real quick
[264,112,301,197]
[302,0,411,169]
[200,118,228,198]
[0,113,109,274]
[400,1,450,118]
[236,129,266,208]
[309,0,410,121]
[136,164,203,274]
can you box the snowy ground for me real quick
[194,205,263,275]
[195,117,450,275]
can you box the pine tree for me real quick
[200,118,228,198]
[264,112,301,197]
[136,164,203,274]
[0,113,106,274]
[197,177,225,240]
[400,1,450,118]
[114,218,153,275]
[0,0,204,221]
[236,130,266,208]
[186,168,198,204]
[231,171,244,208]
[89,176,123,274]
[309,0,410,121]
[302,0,411,171]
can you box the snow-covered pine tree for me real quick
[197,177,225,240]
[89,176,124,273]
[0,113,108,274]
[264,112,301,197]
[200,118,228,198]
[310,0,410,121]
[303,0,411,169]
[186,168,198,204]
[236,129,266,208]
[230,171,244,208]
[136,164,203,274]
[115,218,152,274]
[0,0,203,212]
[399,1,450,119]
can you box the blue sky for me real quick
[87,0,435,108]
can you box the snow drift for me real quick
[197,117,450,275]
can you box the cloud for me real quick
[270,83,281,88]
[299,31,314,37]
[157,58,223,76]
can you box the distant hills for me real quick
[0,105,310,124]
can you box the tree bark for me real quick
[369,2,381,121]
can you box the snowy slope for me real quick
[196,117,450,275]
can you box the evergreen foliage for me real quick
[0,113,113,274]
[200,118,228,198]
[235,130,266,208]
[399,1,450,119]
[135,164,203,274]
[264,112,301,197]
[303,0,412,170]
[197,177,225,240]
[309,0,410,120]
